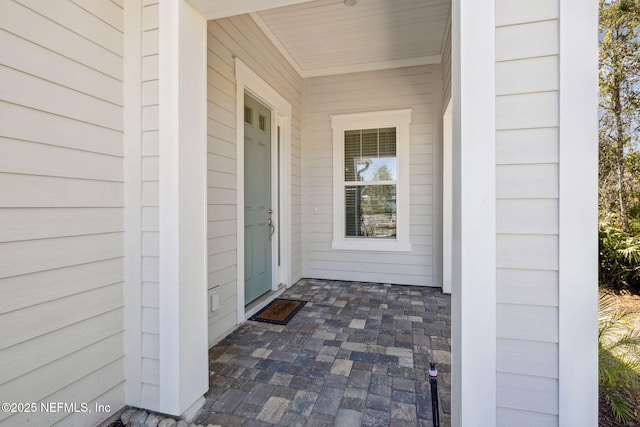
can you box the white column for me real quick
[558,0,599,424]
[123,0,143,408]
[442,100,452,295]
[450,0,496,425]
[158,0,208,416]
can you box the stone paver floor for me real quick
[193,279,451,427]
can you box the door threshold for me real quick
[244,284,286,320]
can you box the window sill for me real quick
[331,239,412,252]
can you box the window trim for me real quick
[331,109,412,252]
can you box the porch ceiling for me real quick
[253,0,450,77]
[187,0,449,78]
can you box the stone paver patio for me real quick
[193,279,451,427]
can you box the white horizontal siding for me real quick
[0,29,122,105]
[497,407,559,427]
[0,282,123,356]
[0,1,125,425]
[0,64,121,130]
[142,357,160,385]
[495,0,560,422]
[1,308,123,384]
[207,278,237,345]
[497,232,559,288]
[495,20,559,62]
[55,379,124,427]
[0,259,123,315]
[137,0,160,402]
[0,208,123,243]
[0,233,122,279]
[496,199,558,235]
[496,268,558,307]
[497,304,558,342]
[141,384,159,409]
[72,0,124,32]
[142,3,158,30]
[0,0,122,80]
[0,138,122,181]
[304,65,437,286]
[496,56,559,96]
[142,54,158,80]
[497,372,559,416]
[7,365,125,427]
[496,128,558,165]
[0,102,122,156]
[142,332,159,358]
[17,0,123,56]
[497,339,558,379]
[496,164,558,199]
[496,92,559,130]
[0,334,124,425]
[0,173,123,207]
[206,14,303,345]
[495,0,558,27]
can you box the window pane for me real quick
[345,185,396,238]
[361,128,378,158]
[344,128,397,182]
[344,130,360,182]
[379,127,396,157]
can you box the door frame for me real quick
[235,58,292,323]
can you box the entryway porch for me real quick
[195,279,451,426]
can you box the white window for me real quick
[331,109,412,251]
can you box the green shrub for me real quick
[599,293,640,423]
[599,220,640,291]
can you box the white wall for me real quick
[0,0,126,425]
[139,0,162,408]
[206,15,304,345]
[302,66,439,286]
[495,0,560,424]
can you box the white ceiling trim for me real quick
[249,13,304,77]
[188,0,316,20]
[301,55,442,78]
[191,0,448,78]
[250,12,442,78]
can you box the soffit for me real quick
[252,0,451,77]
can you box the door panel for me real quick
[244,94,272,304]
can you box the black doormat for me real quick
[249,298,307,325]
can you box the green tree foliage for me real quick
[600,218,640,290]
[599,292,640,423]
[600,0,640,230]
[372,164,392,181]
[363,165,394,213]
[599,4,640,422]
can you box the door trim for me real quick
[235,58,292,324]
